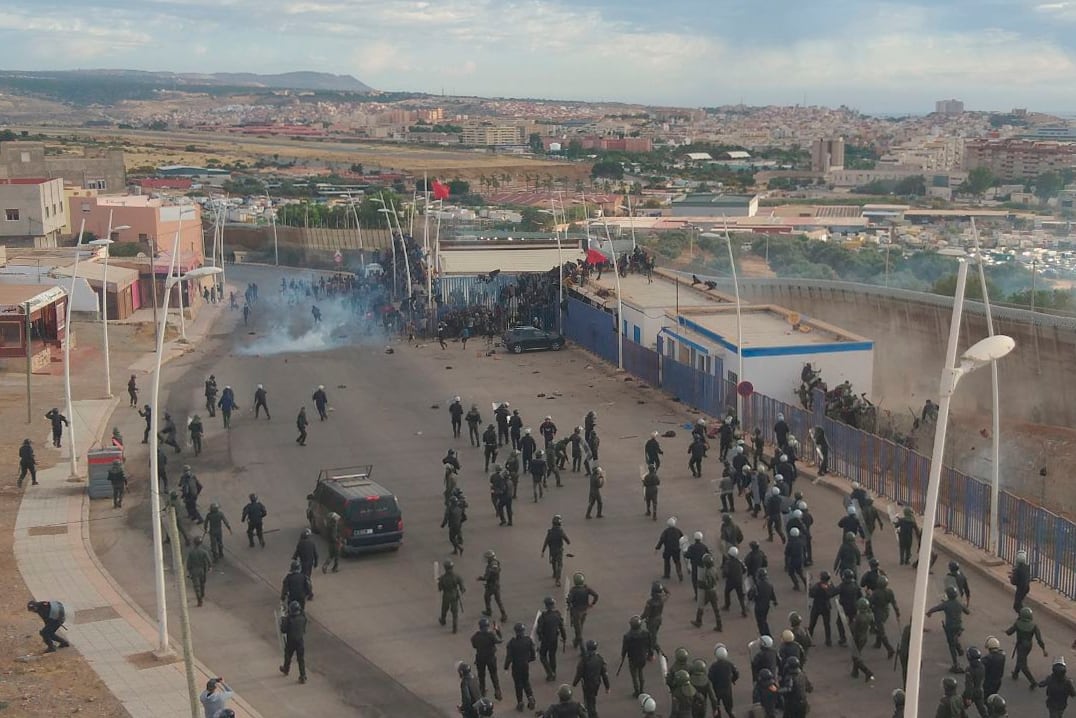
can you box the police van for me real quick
[306,466,403,553]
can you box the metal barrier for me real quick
[562,313,1076,600]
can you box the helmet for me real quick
[819,571,830,581]
[691,658,707,675]
[779,454,788,462]
[514,622,526,636]
[702,553,715,566]
[942,676,958,692]
[721,514,732,524]
[454,396,461,402]
[573,572,585,586]
[714,644,728,660]
[257,384,263,389]
[674,647,690,662]
[183,464,192,472]
[288,600,302,615]
[985,636,1001,651]
[967,647,982,661]
[524,428,531,435]
[945,586,958,600]
[318,385,324,390]
[777,413,784,421]
[788,611,802,626]
[877,575,889,589]
[493,463,503,471]
[749,540,760,550]
[693,531,703,541]
[1053,656,1067,674]
[673,669,690,687]
[727,546,739,558]
[758,668,773,682]
[1015,549,1028,564]
[26,600,39,612]
[652,431,659,438]
[844,532,856,542]
[852,481,860,489]
[478,616,490,630]
[856,597,870,611]
[792,509,802,519]
[210,502,220,512]
[841,569,854,581]
[557,684,573,701]
[781,630,794,643]
[797,501,808,510]
[457,661,471,676]
[1019,607,1033,620]
[641,696,657,713]
[629,615,642,629]
[552,515,562,526]
[249,493,258,502]
[544,596,555,608]
[584,639,598,654]
[770,486,781,496]
[869,558,880,568]
[904,506,914,517]
[892,689,906,706]
[444,559,454,570]
[667,517,677,528]
[789,528,800,537]
[651,581,665,596]
[474,697,494,716]
[484,550,496,560]
[301,528,311,538]
[757,568,768,580]
[847,505,857,515]
[948,561,960,573]
[784,656,801,672]
[985,694,1005,712]
[760,635,773,649]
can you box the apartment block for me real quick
[0,141,126,192]
[0,178,68,247]
[964,139,1076,180]
[811,137,845,172]
[460,123,525,146]
[935,99,965,115]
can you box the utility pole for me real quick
[167,506,200,717]
[24,301,32,424]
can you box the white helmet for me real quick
[792,509,803,519]
[713,643,728,660]
[760,635,774,648]
[667,517,677,528]
[638,693,652,708]
[788,436,799,447]
[735,446,744,454]
[852,481,860,490]
[454,396,461,402]
[318,384,325,390]
[727,546,739,558]
[777,413,784,421]
[847,505,857,515]
[1016,550,1028,564]
[790,528,800,537]
[797,500,808,510]
[257,384,263,389]
[545,416,552,421]
[775,474,784,482]
[642,697,657,713]
[771,486,781,496]
[651,431,659,438]
[504,402,510,407]
[779,454,788,462]
[525,427,532,434]
[693,531,703,541]
[726,415,733,423]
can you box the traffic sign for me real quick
[333,250,343,265]
[736,381,754,398]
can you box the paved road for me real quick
[92,265,1073,718]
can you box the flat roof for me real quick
[0,178,53,185]
[0,283,66,311]
[584,271,734,310]
[439,246,585,275]
[674,306,871,353]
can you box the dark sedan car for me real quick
[502,326,565,354]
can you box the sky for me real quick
[4,0,1076,113]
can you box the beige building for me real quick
[964,139,1076,180]
[811,137,845,172]
[460,122,525,146]
[0,142,126,193]
[0,178,68,247]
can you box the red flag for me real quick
[585,248,607,266]
[431,179,450,200]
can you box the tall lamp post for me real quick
[90,220,130,398]
[148,263,222,656]
[63,219,87,480]
[702,228,745,418]
[903,258,1015,718]
[969,220,1003,557]
[599,216,624,370]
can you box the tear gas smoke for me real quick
[234,294,378,356]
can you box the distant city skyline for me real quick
[4,0,1076,113]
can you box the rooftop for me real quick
[672,193,757,207]
[0,283,66,311]
[0,178,52,186]
[585,270,735,309]
[674,305,870,352]
[438,246,585,275]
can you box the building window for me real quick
[44,206,50,218]
[19,151,30,163]
[138,233,148,241]
[86,179,107,190]
[4,209,19,221]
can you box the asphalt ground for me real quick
[91,265,1074,718]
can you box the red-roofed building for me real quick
[139,178,194,191]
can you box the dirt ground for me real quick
[0,322,158,717]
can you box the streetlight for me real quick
[904,257,1015,718]
[969,220,1002,557]
[63,219,87,480]
[539,204,565,334]
[265,192,279,267]
[372,196,398,300]
[702,227,745,419]
[148,263,222,656]
[90,219,130,398]
[599,215,624,370]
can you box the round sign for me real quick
[333,250,343,265]
[736,381,754,398]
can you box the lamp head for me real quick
[961,335,1015,365]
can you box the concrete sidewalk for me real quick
[13,296,264,718]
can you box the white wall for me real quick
[620,302,672,349]
[743,348,874,407]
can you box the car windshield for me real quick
[345,496,398,523]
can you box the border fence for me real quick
[560,295,1076,600]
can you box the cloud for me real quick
[1,0,1075,111]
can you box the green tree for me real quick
[529,133,543,153]
[448,179,470,196]
[893,175,926,196]
[931,273,996,300]
[590,160,624,180]
[963,167,994,197]
[1034,171,1063,202]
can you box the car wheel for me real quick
[551,341,563,351]
[511,343,523,354]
